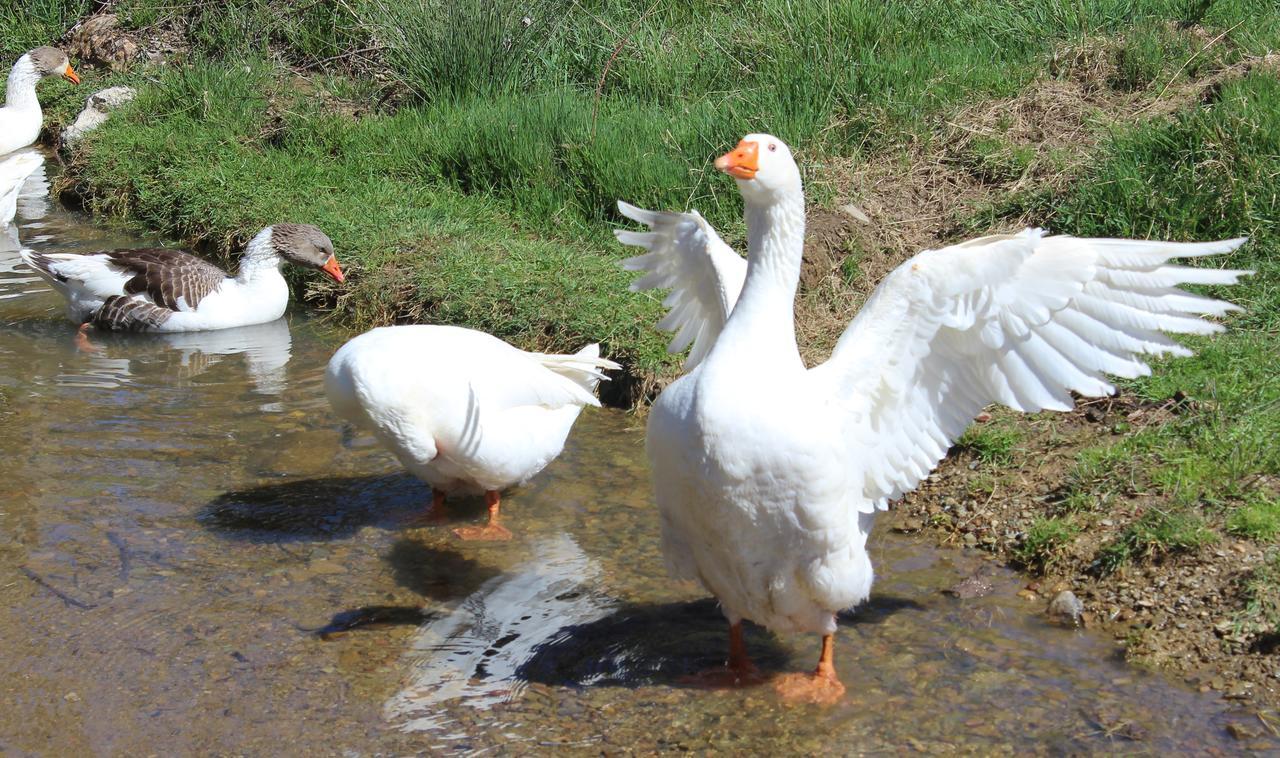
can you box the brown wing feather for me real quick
[92,295,172,331]
[104,248,229,311]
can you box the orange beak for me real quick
[714,140,759,180]
[321,255,345,283]
[63,64,80,85]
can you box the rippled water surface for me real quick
[1,157,1274,754]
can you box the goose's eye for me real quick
[768,143,777,152]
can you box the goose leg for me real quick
[424,490,448,524]
[74,322,100,353]
[452,490,513,541]
[727,621,761,680]
[681,621,763,688]
[774,633,846,705]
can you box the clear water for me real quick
[0,153,1273,754]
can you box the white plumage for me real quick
[0,48,79,157]
[0,151,42,227]
[325,325,620,539]
[616,133,1250,700]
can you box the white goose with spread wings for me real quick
[616,133,1250,703]
[325,325,620,540]
[19,223,344,333]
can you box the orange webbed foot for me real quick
[680,662,765,689]
[75,323,100,353]
[452,491,512,541]
[774,632,845,705]
[773,670,846,705]
[680,621,764,689]
[452,522,513,541]
[400,491,449,527]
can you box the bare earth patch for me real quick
[887,393,1280,710]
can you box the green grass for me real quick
[1233,551,1280,640]
[957,421,1022,466]
[1015,517,1079,574]
[1095,506,1217,574]
[0,0,91,58]
[41,1,1280,408]
[1227,495,1280,542]
[1,0,371,66]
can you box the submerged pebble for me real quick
[1047,590,1085,627]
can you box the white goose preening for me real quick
[0,47,80,156]
[19,223,344,338]
[615,133,1250,703]
[0,150,44,227]
[325,325,620,540]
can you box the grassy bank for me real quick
[9,0,1280,702]
[12,1,1274,392]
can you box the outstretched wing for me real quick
[614,201,746,370]
[806,229,1251,512]
[103,248,229,311]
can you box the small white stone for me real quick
[63,86,137,144]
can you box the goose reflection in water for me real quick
[0,148,48,298]
[60,317,294,401]
[384,533,617,734]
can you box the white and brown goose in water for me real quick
[0,47,79,156]
[20,223,344,339]
[615,133,1250,703]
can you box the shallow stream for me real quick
[0,153,1273,754]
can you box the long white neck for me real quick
[5,56,42,112]
[709,184,806,367]
[235,227,284,283]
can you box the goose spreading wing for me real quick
[614,201,746,370]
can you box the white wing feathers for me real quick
[807,228,1250,512]
[475,346,620,412]
[614,201,746,370]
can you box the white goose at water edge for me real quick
[616,133,1249,703]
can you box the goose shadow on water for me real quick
[199,472,435,541]
[516,594,926,689]
[304,605,442,640]
[296,540,500,640]
[386,537,503,603]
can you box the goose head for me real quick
[714,133,801,203]
[27,47,79,84]
[269,223,345,282]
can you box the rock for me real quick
[1226,722,1260,740]
[68,15,139,70]
[944,573,994,599]
[1046,590,1085,626]
[893,517,924,533]
[63,86,138,144]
